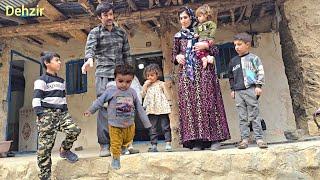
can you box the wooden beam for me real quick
[38,34,64,46]
[236,6,246,23]
[22,37,43,48]
[0,0,274,37]
[38,0,65,21]
[127,0,138,11]
[152,19,160,28]
[230,9,235,26]
[78,0,95,16]
[0,12,27,24]
[68,30,88,42]
[119,24,134,37]
[245,4,253,18]
[259,6,267,17]
[149,0,161,8]
[0,18,96,37]
[39,0,88,42]
[235,15,274,33]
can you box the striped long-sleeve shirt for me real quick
[32,73,68,116]
[85,24,133,78]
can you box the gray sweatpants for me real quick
[235,87,263,140]
[95,76,114,146]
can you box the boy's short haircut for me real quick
[234,33,252,44]
[95,2,114,17]
[114,64,135,77]
[40,51,60,69]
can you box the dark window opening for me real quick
[66,59,87,95]
[216,42,238,79]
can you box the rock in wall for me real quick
[279,0,320,131]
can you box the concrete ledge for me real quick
[1,140,320,180]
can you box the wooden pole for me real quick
[159,13,180,148]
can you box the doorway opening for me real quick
[6,50,41,151]
[132,51,165,141]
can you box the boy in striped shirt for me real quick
[32,51,81,180]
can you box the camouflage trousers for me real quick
[37,109,81,180]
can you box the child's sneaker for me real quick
[192,146,202,151]
[128,147,140,154]
[238,139,249,149]
[121,147,130,155]
[100,144,111,157]
[148,144,158,152]
[165,142,172,152]
[256,139,268,149]
[60,148,78,163]
[111,158,121,170]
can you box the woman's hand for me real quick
[194,41,209,51]
[176,54,186,65]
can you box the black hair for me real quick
[40,51,60,69]
[178,7,190,17]
[178,7,198,29]
[143,63,162,80]
[114,64,135,78]
[234,33,252,44]
[95,2,114,17]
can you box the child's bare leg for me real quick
[202,57,208,69]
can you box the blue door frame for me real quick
[5,50,42,140]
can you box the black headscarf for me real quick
[174,7,198,81]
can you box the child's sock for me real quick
[111,157,121,170]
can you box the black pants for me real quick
[148,114,172,145]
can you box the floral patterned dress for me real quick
[172,30,231,149]
[142,81,171,115]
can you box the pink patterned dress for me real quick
[172,30,231,149]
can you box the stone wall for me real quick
[0,42,10,141]
[279,0,320,132]
[1,140,320,179]
[0,39,43,142]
